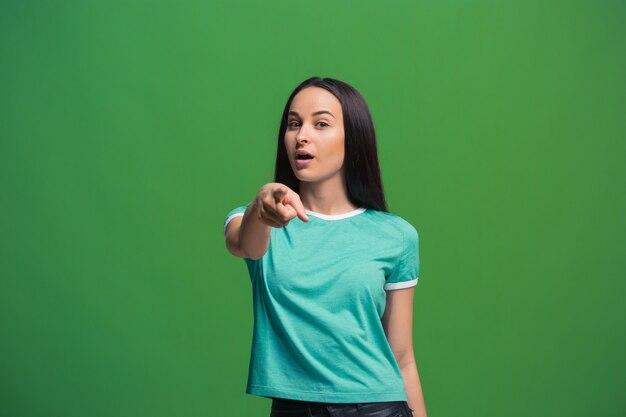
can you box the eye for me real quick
[287,120,329,128]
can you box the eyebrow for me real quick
[288,110,335,119]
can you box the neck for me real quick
[299,173,357,215]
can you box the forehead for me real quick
[289,87,342,115]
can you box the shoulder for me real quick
[223,203,252,234]
[367,209,418,238]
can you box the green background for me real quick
[1,1,624,416]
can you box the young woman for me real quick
[223,77,427,417]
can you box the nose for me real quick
[295,122,311,144]
[296,132,309,145]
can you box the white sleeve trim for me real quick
[384,277,418,290]
[223,213,245,235]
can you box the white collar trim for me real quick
[304,207,367,221]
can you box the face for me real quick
[284,87,345,183]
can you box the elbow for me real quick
[394,348,416,369]
[236,242,264,260]
[225,240,249,259]
[397,355,416,369]
[239,241,269,261]
[244,248,267,260]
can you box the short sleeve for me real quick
[223,204,250,236]
[384,223,419,290]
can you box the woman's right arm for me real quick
[225,199,271,260]
[224,183,309,260]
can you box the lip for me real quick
[295,149,315,166]
[295,149,314,157]
[295,157,314,166]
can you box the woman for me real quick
[223,77,427,417]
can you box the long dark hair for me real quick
[274,76,388,212]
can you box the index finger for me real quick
[286,196,309,222]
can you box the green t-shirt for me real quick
[223,203,420,403]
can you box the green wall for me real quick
[1,1,624,416]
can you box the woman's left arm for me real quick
[381,287,427,417]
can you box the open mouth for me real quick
[296,154,314,160]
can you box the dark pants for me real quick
[270,397,414,417]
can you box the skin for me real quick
[224,86,427,417]
[284,86,355,214]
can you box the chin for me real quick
[293,170,320,182]
[294,173,313,181]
